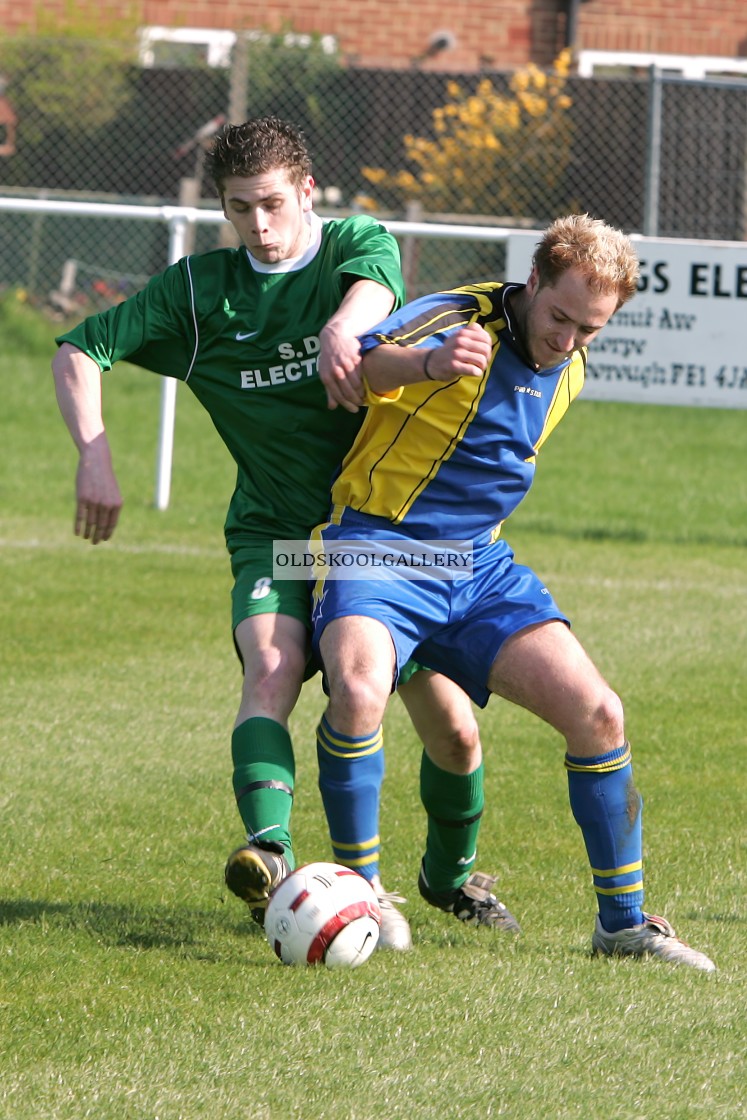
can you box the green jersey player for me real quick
[52,117,498,952]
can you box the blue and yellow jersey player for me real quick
[330,279,585,540]
[310,214,716,970]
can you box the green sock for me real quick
[420,752,484,894]
[231,717,296,870]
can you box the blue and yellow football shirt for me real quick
[330,282,587,540]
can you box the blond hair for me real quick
[533,214,640,308]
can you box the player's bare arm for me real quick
[317,278,396,412]
[363,322,492,395]
[52,342,123,544]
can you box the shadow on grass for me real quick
[0,896,269,959]
[517,519,747,549]
[684,908,745,925]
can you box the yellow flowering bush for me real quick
[362,51,574,218]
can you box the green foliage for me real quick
[361,51,575,220]
[229,27,343,152]
[0,20,341,198]
[0,3,143,191]
[2,341,746,1118]
[13,0,143,38]
[0,36,136,146]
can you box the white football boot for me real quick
[592,913,715,972]
[371,875,413,951]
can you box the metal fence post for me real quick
[643,65,662,237]
[153,211,190,511]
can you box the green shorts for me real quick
[230,541,317,680]
[398,659,424,687]
[230,541,311,632]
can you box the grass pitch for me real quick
[1,295,745,1119]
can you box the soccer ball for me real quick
[264,862,381,968]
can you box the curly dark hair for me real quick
[204,116,312,197]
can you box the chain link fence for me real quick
[1,33,746,315]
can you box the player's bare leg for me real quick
[487,620,715,970]
[487,620,623,755]
[234,613,308,727]
[398,669,481,774]
[322,615,394,735]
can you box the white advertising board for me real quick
[506,232,747,409]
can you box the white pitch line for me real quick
[1,535,745,598]
[0,536,225,559]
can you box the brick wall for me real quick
[1,0,745,70]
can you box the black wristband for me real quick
[423,348,437,380]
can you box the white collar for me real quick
[245,212,323,274]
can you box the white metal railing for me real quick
[0,197,516,508]
[7,196,743,506]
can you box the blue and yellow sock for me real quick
[566,741,644,932]
[420,752,484,894]
[231,717,296,869]
[316,716,384,883]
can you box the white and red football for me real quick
[264,862,381,968]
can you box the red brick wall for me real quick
[1,0,745,70]
[579,1,747,58]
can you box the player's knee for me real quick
[589,686,625,745]
[426,716,481,772]
[326,662,391,730]
[241,644,306,708]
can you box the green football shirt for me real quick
[56,213,405,547]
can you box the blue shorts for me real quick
[310,517,569,708]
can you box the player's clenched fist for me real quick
[422,323,492,382]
